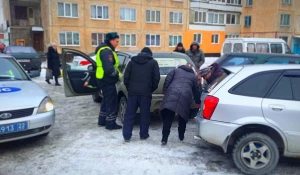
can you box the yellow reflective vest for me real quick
[96,46,121,79]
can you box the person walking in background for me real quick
[160,64,201,145]
[185,41,205,70]
[173,42,186,54]
[95,32,122,130]
[46,43,61,86]
[123,47,160,142]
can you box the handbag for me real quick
[46,69,53,79]
[58,69,63,78]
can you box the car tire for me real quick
[92,93,102,103]
[118,96,127,123]
[232,132,279,175]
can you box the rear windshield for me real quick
[0,58,29,81]
[203,69,230,93]
[7,47,37,54]
[153,53,193,75]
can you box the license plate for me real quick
[0,122,28,134]
[17,59,31,63]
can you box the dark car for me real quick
[215,52,300,67]
[3,46,42,77]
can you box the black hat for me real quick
[105,32,119,41]
[177,42,183,47]
[141,47,153,56]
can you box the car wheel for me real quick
[118,96,127,123]
[92,93,102,103]
[232,132,279,175]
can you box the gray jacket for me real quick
[185,42,205,69]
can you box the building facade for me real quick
[241,0,300,54]
[185,0,242,56]
[41,0,189,53]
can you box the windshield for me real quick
[7,46,37,54]
[0,58,29,81]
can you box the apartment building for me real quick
[185,0,242,56]
[41,0,189,53]
[241,0,300,54]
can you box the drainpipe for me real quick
[49,0,52,46]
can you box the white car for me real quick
[0,54,55,143]
[71,53,96,71]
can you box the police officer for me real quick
[95,32,122,130]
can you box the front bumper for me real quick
[0,110,55,143]
[196,116,240,152]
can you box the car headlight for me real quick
[37,97,54,114]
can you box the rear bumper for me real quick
[0,110,55,143]
[17,59,42,71]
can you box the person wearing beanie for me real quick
[174,42,186,54]
[95,32,122,130]
[122,47,160,142]
[185,41,205,70]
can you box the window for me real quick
[59,31,80,46]
[223,57,255,66]
[256,43,269,53]
[146,34,160,46]
[246,0,253,6]
[247,43,255,52]
[291,76,300,100]
[280,14,290,26]
[169,12,183,24]
[58,2,78,18]
[120,8,136,21]
[282,0,292,4]
[91,33,105,46]
[211,34,219,44]
[146,10,160,23]
[28,7,34,18]
[117,54,127,72]
[279,36,288,43]
[91,5,109,19]
[233,43,243,52]
[208,13,225,24]
[210,0,226,3]
[120,34,136,47]
[169,35,182,47]
[244,16,251,27]
[270,44,283,53]
[14,6,27,19]
[226,34,239,38]
[223,43,232,53]
[226,14,240,25]
[226,0,242,5]
[284,44,292,54]
[194,11,206,23]
[194,34,202,43]
[269,76,293,100]
[230,71,282,98]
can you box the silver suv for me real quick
[196,64,300,175]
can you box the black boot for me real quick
[55,76,61,86]
[105,121,122,130]
[161,135,168,145]
[179,131,184,141]
[98,116,106,127]
[45,79,51,84]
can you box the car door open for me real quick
[62,48,99,97]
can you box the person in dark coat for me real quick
[160,64,201,145]
[185,41,205,70]
[200,63,224,84]
[46,43,61,86]
[174,42,186,54]
[123,47,160,142]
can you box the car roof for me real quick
[223,52,300,58]
[0,53,14,58]
[224,38,285,42]
[224,64,300,74]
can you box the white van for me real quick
[221,38,293,56]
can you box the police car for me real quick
[0,54,55,143]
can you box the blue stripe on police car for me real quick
[0,87,21,93]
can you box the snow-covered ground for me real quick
[1,57,300,175]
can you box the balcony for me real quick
[11,18,42,27]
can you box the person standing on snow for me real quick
[185,41,205,70]
[123,47,160,142]
[95,32,122,130]
[173,42,186,54]
[46,43,61,86]
[160,64,201,145]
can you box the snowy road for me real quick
[1,58,300,175]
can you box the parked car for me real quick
[0,54,55,143]
[61,49,201,122]
[215,52,300,67]
[196,64,300,175]
[3,46,42,78]
[221,38,293,56]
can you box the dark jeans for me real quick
[98,83,118,125]
[162,109,187,137]
[123,95,151,140]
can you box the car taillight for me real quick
[202,95,219,120]
[79,60,90,66]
